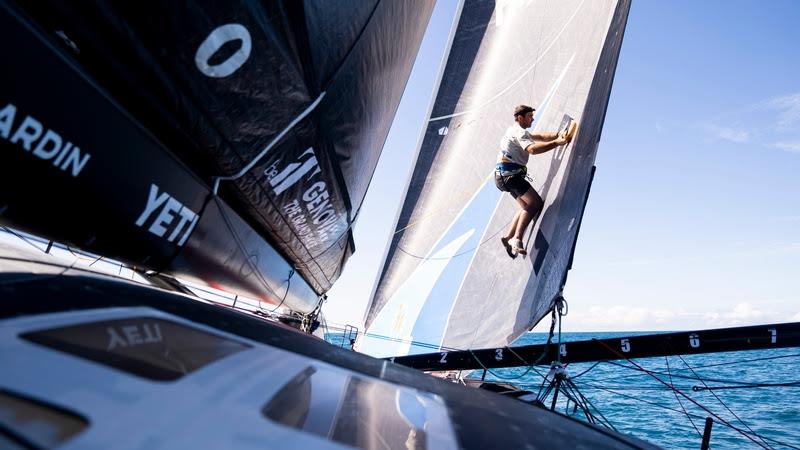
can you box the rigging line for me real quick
[428,0,585,122]
[591,339,772,449]
[472,306,559,381]
[693,381,800,391]
[601,360,766,387]
[266,267,294,314]
[674,353,773,450]
[363,331,462,352]
[582,355,800,386]
[2,227,49,254]
[562,381,616,430]
[211,92,326,195]
[665,355,702,438]
[570,361,602,379]
[576,383,800,450]
[396,218,512,260]
[392,172,495,236]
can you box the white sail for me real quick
[360,0,630,357]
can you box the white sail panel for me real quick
[361,0,630,357]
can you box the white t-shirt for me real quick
[498,124,535,165]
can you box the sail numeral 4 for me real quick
[768,328,777,344]
[620,338,631,353]
[439,352,448,364]
[559,344,567,357]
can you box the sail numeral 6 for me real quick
[689,333,700,348]
[768,328,777,344]
[439,352,448,364]
[620,338,631,353]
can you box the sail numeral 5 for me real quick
[620,338,631,353]
[768,328,777,344]
[439,352,448,364]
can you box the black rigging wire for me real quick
[396,219,512,261]
[674,353,773,450]
[592,339,773,449]
[572,382,800,450]
[665,355,702,438]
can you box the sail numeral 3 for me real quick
[768,328,777,344]
[620,338,631,353]
[689,333,700,348]
[439,352,448,364]
[495,349,504,361]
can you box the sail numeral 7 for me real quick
[768,328,777,344]
[439,352,448,364]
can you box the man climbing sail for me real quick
[495,105,574,257]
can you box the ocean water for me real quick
[327,331,800,449]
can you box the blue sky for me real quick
[325,0,800,333]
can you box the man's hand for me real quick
[554,136,568,146]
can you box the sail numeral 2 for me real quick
[620,338,631,353]
[439,352,448,364]
[768,328,777,344]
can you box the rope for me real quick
[674,353,773,450]
[571,382,800,450]
[395,218,512,261]
[665,355,702,438]
[693,381,800,391]
[592,339,773,449]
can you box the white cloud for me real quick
[768,92,800,129]
[702,124,750,143]
[555,301,798,332]
[772,141,800,153]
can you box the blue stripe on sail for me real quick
[407,182,500,353]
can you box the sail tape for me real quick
[212,92,326,195]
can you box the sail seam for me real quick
[429,0,586,122]
[211,92,326,195]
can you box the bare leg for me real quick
[513,188,544,241]
[504,209,522,240]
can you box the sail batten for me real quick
[361,0,631,357]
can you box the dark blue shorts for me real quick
[494,171,531,199]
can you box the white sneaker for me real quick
[512,239,527,255]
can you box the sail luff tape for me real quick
[212,92,327,195]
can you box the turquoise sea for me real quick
[327,331,800,449]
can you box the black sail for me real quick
[0,0,434,312]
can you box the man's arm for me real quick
[530,131,559,140]
[525,136,568,155]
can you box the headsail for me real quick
[0,0,434,312]
[361,0,630,356]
